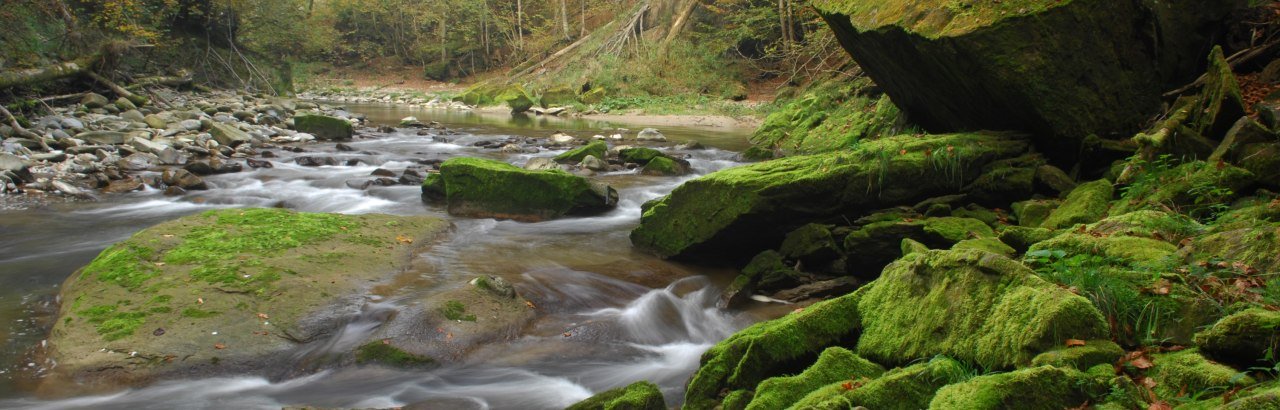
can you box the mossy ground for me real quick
[50,208,448,384]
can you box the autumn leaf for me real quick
[381,339,391,345]
[214,343,226,350]
[1145,279,1172,295]
[840,381,853,391]
[1148,400,1172,410]
[1130,356,1154,369]
[524,300,537,309]
[563,332,572,337]
[197,297,204,305]
[395,234,413,244]
[1066,339,1086,347]
[256,313,269,320]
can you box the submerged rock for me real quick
[44,209,448,390]
[422,157,618,222]
[631,132,1029,260]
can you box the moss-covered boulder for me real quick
[1195,309,1280,368]
[811,0,1247,157]
[1030,340,1124,370]
[951,237,1016,256]
[422,157,618,222]
[1012,199,1059,228]
[618,147,664,165]
[539,85,578,108]
[684,291,863,408]
[856,249,1108,369]
[1040,179,1113,229]
[631,132,1029,259]
[554,141,608,164]
[46,209,448,389]
[749,77,903,156]
[454,83,501,106]
[639,156,691,177]
[720,250,802,308]
[293,114,353,140]
[566,380,665,410]
[791,356,968,409]
[745,347,885,410]
[929,366,1108,409]
[1149,349,1254,399]
[842,216,995,275]
[1029,233,1176,267]
[1114,161,1255,219]
[496,84,535,114]
[779,223,843,268]
[997,226,1055,253]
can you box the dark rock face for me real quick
[814,0,1247,157]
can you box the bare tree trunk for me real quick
[580,0,586,38]
[517,0,524,50]
[661,0,698,54]
[440,16,448,63]
[778,0,789,52]
[561,0,571,40]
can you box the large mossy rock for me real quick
[929,366,1107,409]
[1149,349,1254,399]
[1040,179,1113,229]
[684,291,863,409]
[422,157,618,222]
[745,347,885,410]
[631,132,1029,260]
[1195,309,1280,368]
[496,84,535,114]
[566,380,666,410]
[791,356,968,409]
[554,141,608,164]
[843,215,994,275]
[812,0,1247,156]
[855,249,1108,369]
[46,208,448,388]
[293,114,353,140]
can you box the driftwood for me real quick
[86,71,149,107]
[0,105,52,151]
[126,69,194,90]
[0,54,101,90]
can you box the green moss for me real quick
[81,243,158,290]
[749,77,905,156]
[1189,224,1280,276]
[901,238,930,256]
[566,381,665,410]
[496,84,535,113]
[424,157,616,221]
[855,249,1108,369]
[1030,340,1124,370]
[1011,199,1059,228]
[454,82,501,106]
[684,291,863,408]
[293,114,353,140]
[1087,210,1204,243]
[619,147,664,164]
[923,217,995,241]
[1149,349,1254,399]
[355,341,435,367]
[812,0,1070,38]
[1028,233,1176,268]
[951,205,1000,228]
[951,237,1016,256]
[746,347,885,410]
[639,156,685,176]
[721,390,753,410]
[929,366,1107,409]
[779,223,841,266]
[554,141,608,164]
[632,132,1029,259]
[180,308,220,318]
[442,300,476,322]
[1041,179,1113,229]
[1195,309,1280,368]
[79,304,147,341]
[997,226,1055,253]
[792,356,968,409]
[741,250,800,290]
[1115,160,1255,221]
[539,85,578,108]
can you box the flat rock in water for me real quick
[43,209,448,391]
[423,157,618,222]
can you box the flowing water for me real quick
[0,106,776,409]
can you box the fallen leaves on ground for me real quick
[1066,339,1087,347]
[213,343,226,350]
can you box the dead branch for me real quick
[0,105,53,151]
[1163,39,1280,98]
[86,71,148,107]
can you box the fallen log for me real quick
[0,105,53,151]
[86,71,149,107]
[0,54,101,91]
[125,69,194,90]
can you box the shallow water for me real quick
[0,104,769,409]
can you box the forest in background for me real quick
[0,0,851,109]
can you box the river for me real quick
[0,105,776,409]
